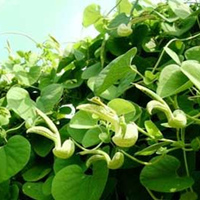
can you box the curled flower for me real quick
[117,23,133,37]
[168,110,187,128]
[112,122,138,147]
[81,150,124,169]
[53,139,75,159]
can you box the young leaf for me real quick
[157,64,192,98]
[94,47,137,95]
[22,163,51,182]
[168,0,191,19]
[52,161,108,200]
[107,98,136,116]
[164,47,181,65]
[6,87,36,121]
[116,0,132,15]
[140,155,194,192]
[181,60,200,91]
[22,182,53,200]
[185,46,200,62]
[82,128,101,148]
[82,63,101,79]
[144,120,163,139]
[70,110,98,129]
[36,84,63,113]
[83,4,101,27]
[135,142,169,156]
[0,136,31,183]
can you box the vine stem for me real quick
[181,128,194,192]
[146,188,160,200]
[130,0,139,19]
[0,31,38,45]
[152,32,200,73]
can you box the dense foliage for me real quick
[1,0,200,199]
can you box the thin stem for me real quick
[152,32,200,73]
[152,39,176,73]
[130,0,139,19]
[0,31,38,45]
[181,128,194,192]
[100,35,107,68]
[135,124,150,137]
[130,65,145,79]
[6,122,25,134]
[120,149,150,165]
[176,128,180,141]
[146,188,160,200]
[106,0,122,16]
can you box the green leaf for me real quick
[135,142,169,156]
[0,135,31,183]
[9,184,19,200]
[82,128,101,148]
[67,125,87,143]
[13,65,41,86]
[0,181,10,200]
[161,17,196,36]
[94,47,137,95]
[22,163,51,182]
[82,63,101,79]
[31,135,54,157]
[191,137,200,151]
[83,4,101,27]
[108,98,135,116]
[42,176,54,196]
[70,110,98,129]
[140,155,194,192]
[180,192,198,200]
[22,182,53,200]
[181,60,200,91]
[7,87,36,121]
[144,120,163,139]
[168,0,191,19]
[157,64,192,98]
[53,155,84,174]
[116,0,132,15]
[36,84,63,113]
[164,47,181,65]
[52,161,108,200]
[185,46,200,62]
[88,77,117,100]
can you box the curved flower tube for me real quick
[80,150,124,170]
[112,122,138,147]
[27,108,75,159]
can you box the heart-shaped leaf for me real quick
[140,155,194,192]
[52,161,108,200]
[157,64,192,98]
[94,47,137,95]
[6,87,36,121]
[181,60,200,91]
[36,84,63,113]
[185,46,200,62]
[0,135,31,183]
[70,110,98,129]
